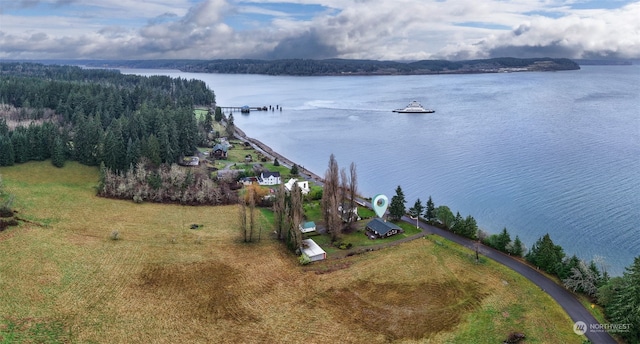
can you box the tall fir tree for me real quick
[0,135,15,166]
[51,135,66,168]
[389,185,406,221]
[425,196,435,222]
[606,256,640,343]
[526,233,565,275]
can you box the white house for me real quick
[284,178,310,195]
[301,239,326,262]
[258,171,281,185]
[338,202,361,222]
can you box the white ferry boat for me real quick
[392,101,435,113]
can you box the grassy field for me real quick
[0,162,585,343]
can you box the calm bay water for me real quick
[124,66,640,275]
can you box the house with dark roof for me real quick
[258,171,281,185]
[365,218,403,239]
[212,143,229,159]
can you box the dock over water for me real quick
[218,105,282,113]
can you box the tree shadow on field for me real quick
[137,261,259,323]
[319,279,487,341]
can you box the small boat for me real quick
[392,101,435,113]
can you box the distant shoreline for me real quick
[56,57,582,76]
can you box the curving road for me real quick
[398,215,618,344]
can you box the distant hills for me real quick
[73,57,580,76]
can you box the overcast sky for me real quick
[1,0,639,61]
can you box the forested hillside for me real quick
[0,63,215,171]
[79,57,580,76]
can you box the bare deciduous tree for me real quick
[248,185,256,243]
[321,154,341,242]
[287,183,303,251]
[273,183,286,240]
[239,197,248,242]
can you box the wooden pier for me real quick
[218,105,283,114]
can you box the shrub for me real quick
[0,206,13,218]
[299,253,311,265]
[337,242,353,250]
[110,230,120,241]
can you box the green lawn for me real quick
[194,108,208,121]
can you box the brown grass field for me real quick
[0,161,584,343]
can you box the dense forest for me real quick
[0,62,214,171]
[77,57,580,76]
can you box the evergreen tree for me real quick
[290,164,299,176]
[10,129,28,163]
[0,135,15,166]
[274,158,280,166]
[526,233,565,275]
[462,215,478,239]
[408,198,424,219]
[101,121,126,171]
[495,227,511,252]
[557,255,581,280]
[451,212,464,234]
[214,107,223,122]
[125,138,141,168]
[204,109,213,132]
[143,134,162,166]
[508,235,525,256]
[389,185,406,221]
[606,256,640,343]
[425,196,435,222]
[51,135,66,168]
[225,113,235,137]
[0,118,7,136]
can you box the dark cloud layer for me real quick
[261,30,338,59]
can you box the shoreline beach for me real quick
[232,124,325,186]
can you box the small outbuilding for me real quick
[299,221,316,233]
[365,218,403,239]
[301,239,326,262]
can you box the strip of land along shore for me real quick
[233,125,325,184]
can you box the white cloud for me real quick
[437,1,640,59]
[0,0,638,60]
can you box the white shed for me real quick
[299,221,316,233]
[301,239,326,262]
